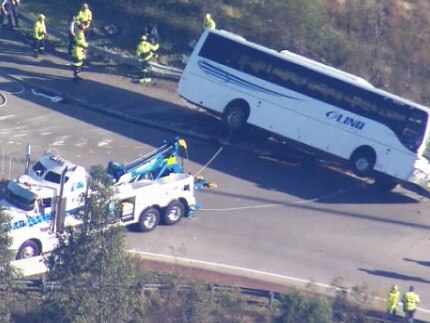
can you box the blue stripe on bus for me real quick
[198,61,302,101]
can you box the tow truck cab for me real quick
[2,151,88,259]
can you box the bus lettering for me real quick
[326,111,365,130]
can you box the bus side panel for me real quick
[179,57,418,183]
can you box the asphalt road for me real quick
[1,67,430,319]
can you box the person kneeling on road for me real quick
[33,14,46,58]
[135,34,159,84]
[71,24,88,81]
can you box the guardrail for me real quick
[9,279,275,303]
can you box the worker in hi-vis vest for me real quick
[402,285,420,322]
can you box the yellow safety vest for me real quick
[76,9,92,27]
[72,46,86,65]
[74,30,88,48]
[203,17,216,29]
[33,21,46,40]
[404,292,420,312]
[387,291,399,310]
[135,41,159,61]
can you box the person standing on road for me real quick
[135,34,159,84]
[33,14,46,58]
[67,15,77,55]
[76,3,92,33]
[71,24,88,81]
[202,13,216,30]
[402,285,420,322]
[1,0,16,30]
[10,0,19,27]
[386,284,400,320]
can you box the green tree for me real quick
[42,166,138,323]
[0,210,19,322]
[274,289,332,323]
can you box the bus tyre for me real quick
[139,207,160,232]
[16,240,40,260]
[373,174,398,192]
[350,148,376,178]
[163,200,185,225]
[224,105,248,131]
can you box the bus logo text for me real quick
[326,111,365,130]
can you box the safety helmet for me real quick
[141,35,148,41]
[205,13,211,20]
[38,14,45,21]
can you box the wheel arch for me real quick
[23,239,42,253]
[223,99,250,119]
[349,145,377,177]
[349,145,377,162]
[177,197,190,215]
[138,204,162,222]
[16,239,42,259]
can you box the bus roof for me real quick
[279,49,373,88]
[212,29,430,114]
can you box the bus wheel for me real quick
[350,148,376,178]
[16,240,40,260]
[163,200,185,225]
[223,104,249,131]
[373,174,398,191]
[139,207,160,232]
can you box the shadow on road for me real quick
[358,268,430,284]
[404,258,430,268]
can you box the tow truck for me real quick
[106,138,216,189]
[2,139,214,260]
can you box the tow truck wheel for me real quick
[163,200,185,226]
[16,240,40,260]
[139,207,160,232]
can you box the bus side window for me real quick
[243,64,254,75]
[341,94,356,113]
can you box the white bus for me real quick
[178,29,430,193]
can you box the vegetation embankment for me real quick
[22,0,430,106]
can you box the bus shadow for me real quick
[220,126,422,204]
